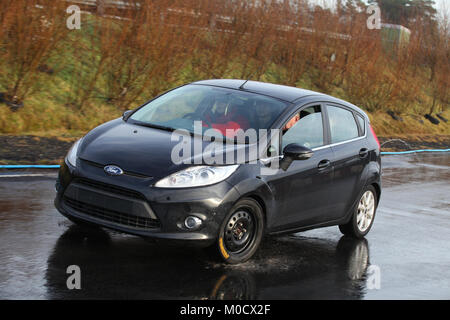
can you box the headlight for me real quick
[66,139,82,167]
[155,165,239,188]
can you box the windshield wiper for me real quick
[134,121,176,132]
[134,121,249,144]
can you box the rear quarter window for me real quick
[356,114,366,136]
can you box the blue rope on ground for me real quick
[0,165,61,169]
[380,149,450,155]
[0,149,448,168]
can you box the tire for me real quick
[214,198,265,264]
[339,185,377,238]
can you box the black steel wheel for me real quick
[216,198,264,264]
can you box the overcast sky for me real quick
[435,0,450,18]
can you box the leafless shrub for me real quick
[0,0,68,105]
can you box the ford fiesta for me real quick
[54,79,381,264]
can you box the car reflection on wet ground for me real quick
[0,153,449,299]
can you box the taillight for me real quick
[370,124,380,149]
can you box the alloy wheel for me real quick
[356,191,375,233]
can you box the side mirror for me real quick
[280,143,313,171]
[283,143,313,160]
[122,110,132,120]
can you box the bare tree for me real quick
[0,0,68,106]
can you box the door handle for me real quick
[359,148,369,158]
[318,159,331,170]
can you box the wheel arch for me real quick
[246,194,267,227]
[371,182,381,205]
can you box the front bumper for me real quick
[54,159,241,247]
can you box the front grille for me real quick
[80,159,152,178]
[73,178,144,200]
[64,197,160,229]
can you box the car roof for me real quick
[191,79,368,119]
[191,79,324,103]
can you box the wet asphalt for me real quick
[0,153,449,299]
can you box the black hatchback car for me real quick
[55,79,381,264]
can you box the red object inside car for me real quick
[211,122,243,137]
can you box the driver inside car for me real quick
[204,95,250,136]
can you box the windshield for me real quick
[129,85,287,142]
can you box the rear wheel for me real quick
[215,198,264,264]
[339,185,377,238]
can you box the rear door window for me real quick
[327,105,359,144]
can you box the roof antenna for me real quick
[239,79,249,90]
[240,71,256,89]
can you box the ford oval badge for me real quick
[104,165,124,176]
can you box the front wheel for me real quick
[339,185,378,238]
[215,198,265,264]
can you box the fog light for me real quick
[184,216,202,229]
